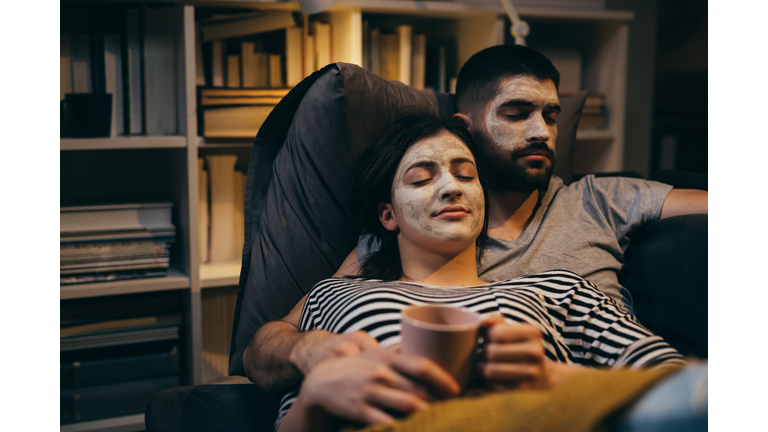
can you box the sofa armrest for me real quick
[620,214,708,358]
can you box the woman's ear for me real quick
[378,203,399,232]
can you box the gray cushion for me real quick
[229,63,586,376]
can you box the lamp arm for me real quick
[499,0,530,46]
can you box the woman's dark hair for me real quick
[349,112,490,281]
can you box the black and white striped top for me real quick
[275,270,684,429]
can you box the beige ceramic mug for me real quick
[400,304,482,391]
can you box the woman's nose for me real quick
[439,174,463,200]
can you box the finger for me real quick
[486,322,542,343]
[349,330,381,351]
[333,341,363,357]
[357,404,397,425]
[483,340,545,363]
[480,313,505,329]
[365,384,429,416]
[477,361,543,383]
[374,366,431,401]
[392,355,460,397]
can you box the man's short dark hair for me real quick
[455,44,560,117]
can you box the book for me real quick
[60,326,180,352]
[60,32,73,100]
[195,23,206,86]
[305,34,316,76]
[269,53,283,87]
[233,169,246,258]
[61,313,182,339]
[125,7,144,134]
[201,105,276,138]
[70,34,92,93]
[412,33,426,90]
[577,115,606,130]
[60,270,168,285]
[313,21,331,70]
[212,40,224,87]
[200,11,297,42]
[61,344,179,390]
[206,155,238,262]
[241,42,257,87]
[362,20,370,71]
[61,290,180,325]
[60,375,179,424]
[396,25,412,86]
[379,33,399,81]
[199,158,209,264]
[144,5,178,135]
[227,54,241,87]
[104,34,124,136]
[199,87,289,106]
[60,203,174,235]
[285,27,304,87]
[60,229,177,245]
[369,28,380,75]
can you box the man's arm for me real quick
[242,248,369,394]
[659,189,708,219]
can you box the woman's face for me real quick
[387,133,485,247]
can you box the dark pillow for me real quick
[229,63,586,376]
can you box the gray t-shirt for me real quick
[358,175,673,310]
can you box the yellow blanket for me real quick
[350,366,681,432]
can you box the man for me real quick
[243,44,707,416]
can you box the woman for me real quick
[275,113,685,432]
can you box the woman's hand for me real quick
[296,344,460,426]
[477,314,551,391]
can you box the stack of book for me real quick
[60,4,180,137]
[578,93,607,130]
[60,203,176,285]
[61,292,182,424]
[198,157,247,265]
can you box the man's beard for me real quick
[475,132,555,192]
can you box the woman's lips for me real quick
[434,206,470,219]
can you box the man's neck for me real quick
[487,188,543,241]
[399,242,486,287]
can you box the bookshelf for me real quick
[60,1,633,430]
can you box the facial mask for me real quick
[483,76,559,154]
[392,134,485,242]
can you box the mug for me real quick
[400,304,481,392]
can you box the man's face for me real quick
[473,75,560,192]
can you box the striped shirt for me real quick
[275,270,684,429]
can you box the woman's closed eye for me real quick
[412,178,432,186]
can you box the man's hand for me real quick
[477,314,550,391]
[289,330,381,375]
[296,345,460,426]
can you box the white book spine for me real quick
[71,34,92,93]
[60,33,73,100]
[104,34,124,136]
[313,22,331,69]
[304,35,316,76]
[206,155,238,263]
[269,54,283,88]
[396,25,412,86]
[285,27,304,87]
[212,41,224,87]
[412,34,426,91]
[198,158,209,264]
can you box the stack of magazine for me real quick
[60,203,176,284]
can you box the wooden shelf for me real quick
[576,129,615,141]
[60,413,145,432]
[61,136,187,151]
[200,261,242,288]
[198,137,254,148]
[60,269,190,300]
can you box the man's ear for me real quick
[452,112,474,132]
[378,203,399,232]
